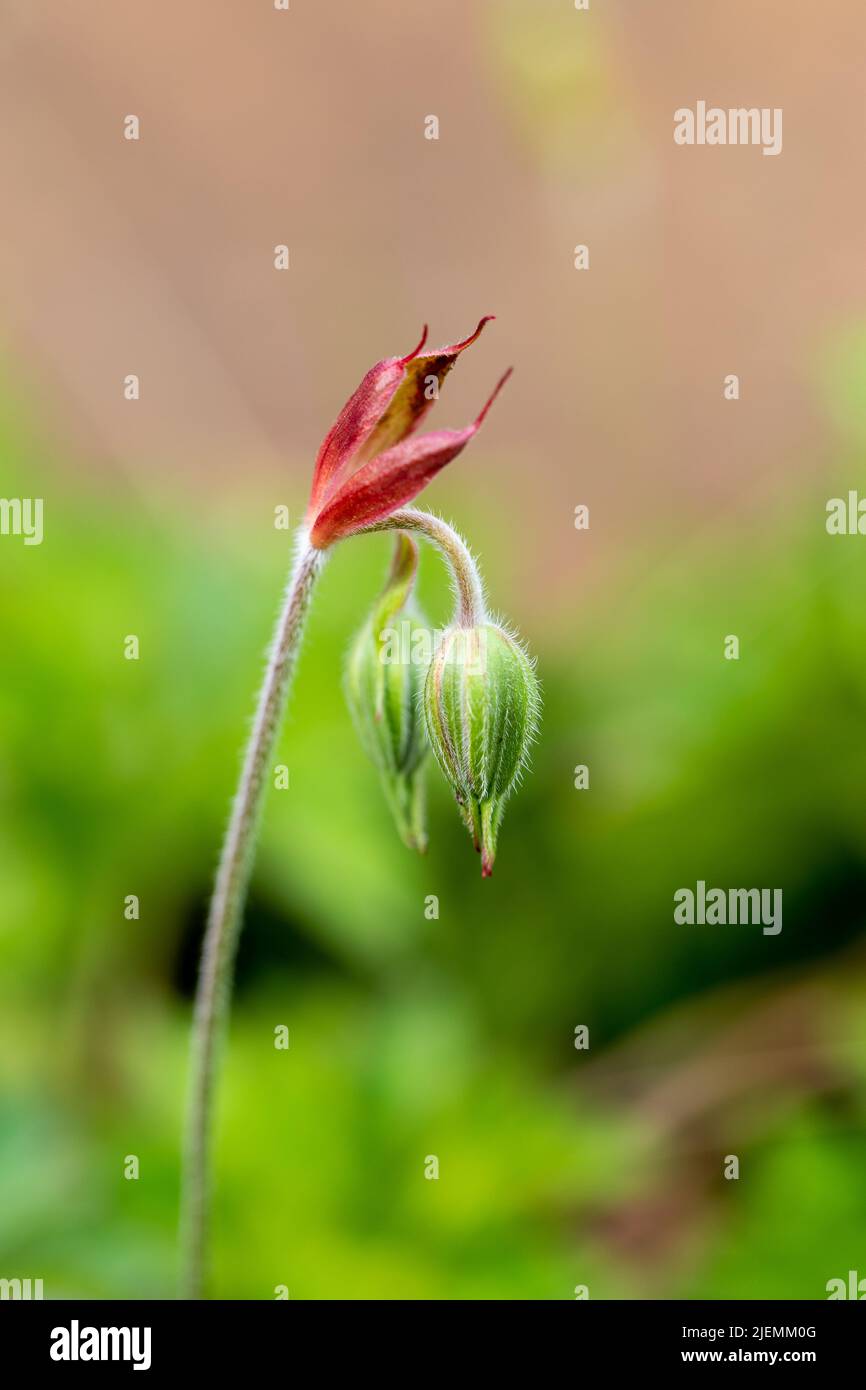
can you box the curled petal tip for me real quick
[475,366,513,428]
[452,315,496,354]
[400,324,429,365]
[309,321,510,545]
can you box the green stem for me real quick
[361,508,486,628]
[179,534,324,1299]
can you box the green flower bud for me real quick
[344,534,430,852]
[423,622,540,876]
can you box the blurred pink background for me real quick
[1,0,863,579]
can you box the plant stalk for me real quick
[180,509,480,1298]
[361,508,485,627]
[180,534,323,1299]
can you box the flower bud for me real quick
[423,622,540,876]
[344,535,430,852]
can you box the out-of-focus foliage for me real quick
[486,0,635,174]
[2,367,866,1298]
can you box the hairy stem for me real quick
[180,535,324,1299]
[360,508,485,627]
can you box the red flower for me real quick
[306,318,511,549]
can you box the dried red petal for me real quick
[306,326,429,516]
[310,369,512,548]
[353,316,496,466]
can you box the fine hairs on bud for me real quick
[344,533,430,852]
[423,618,541,876]
[357,507,541,877]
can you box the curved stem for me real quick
[180,535,324,1299]
[359,508,486,628]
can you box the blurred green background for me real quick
[3,346,866,1298]
[2,0,866,1300]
